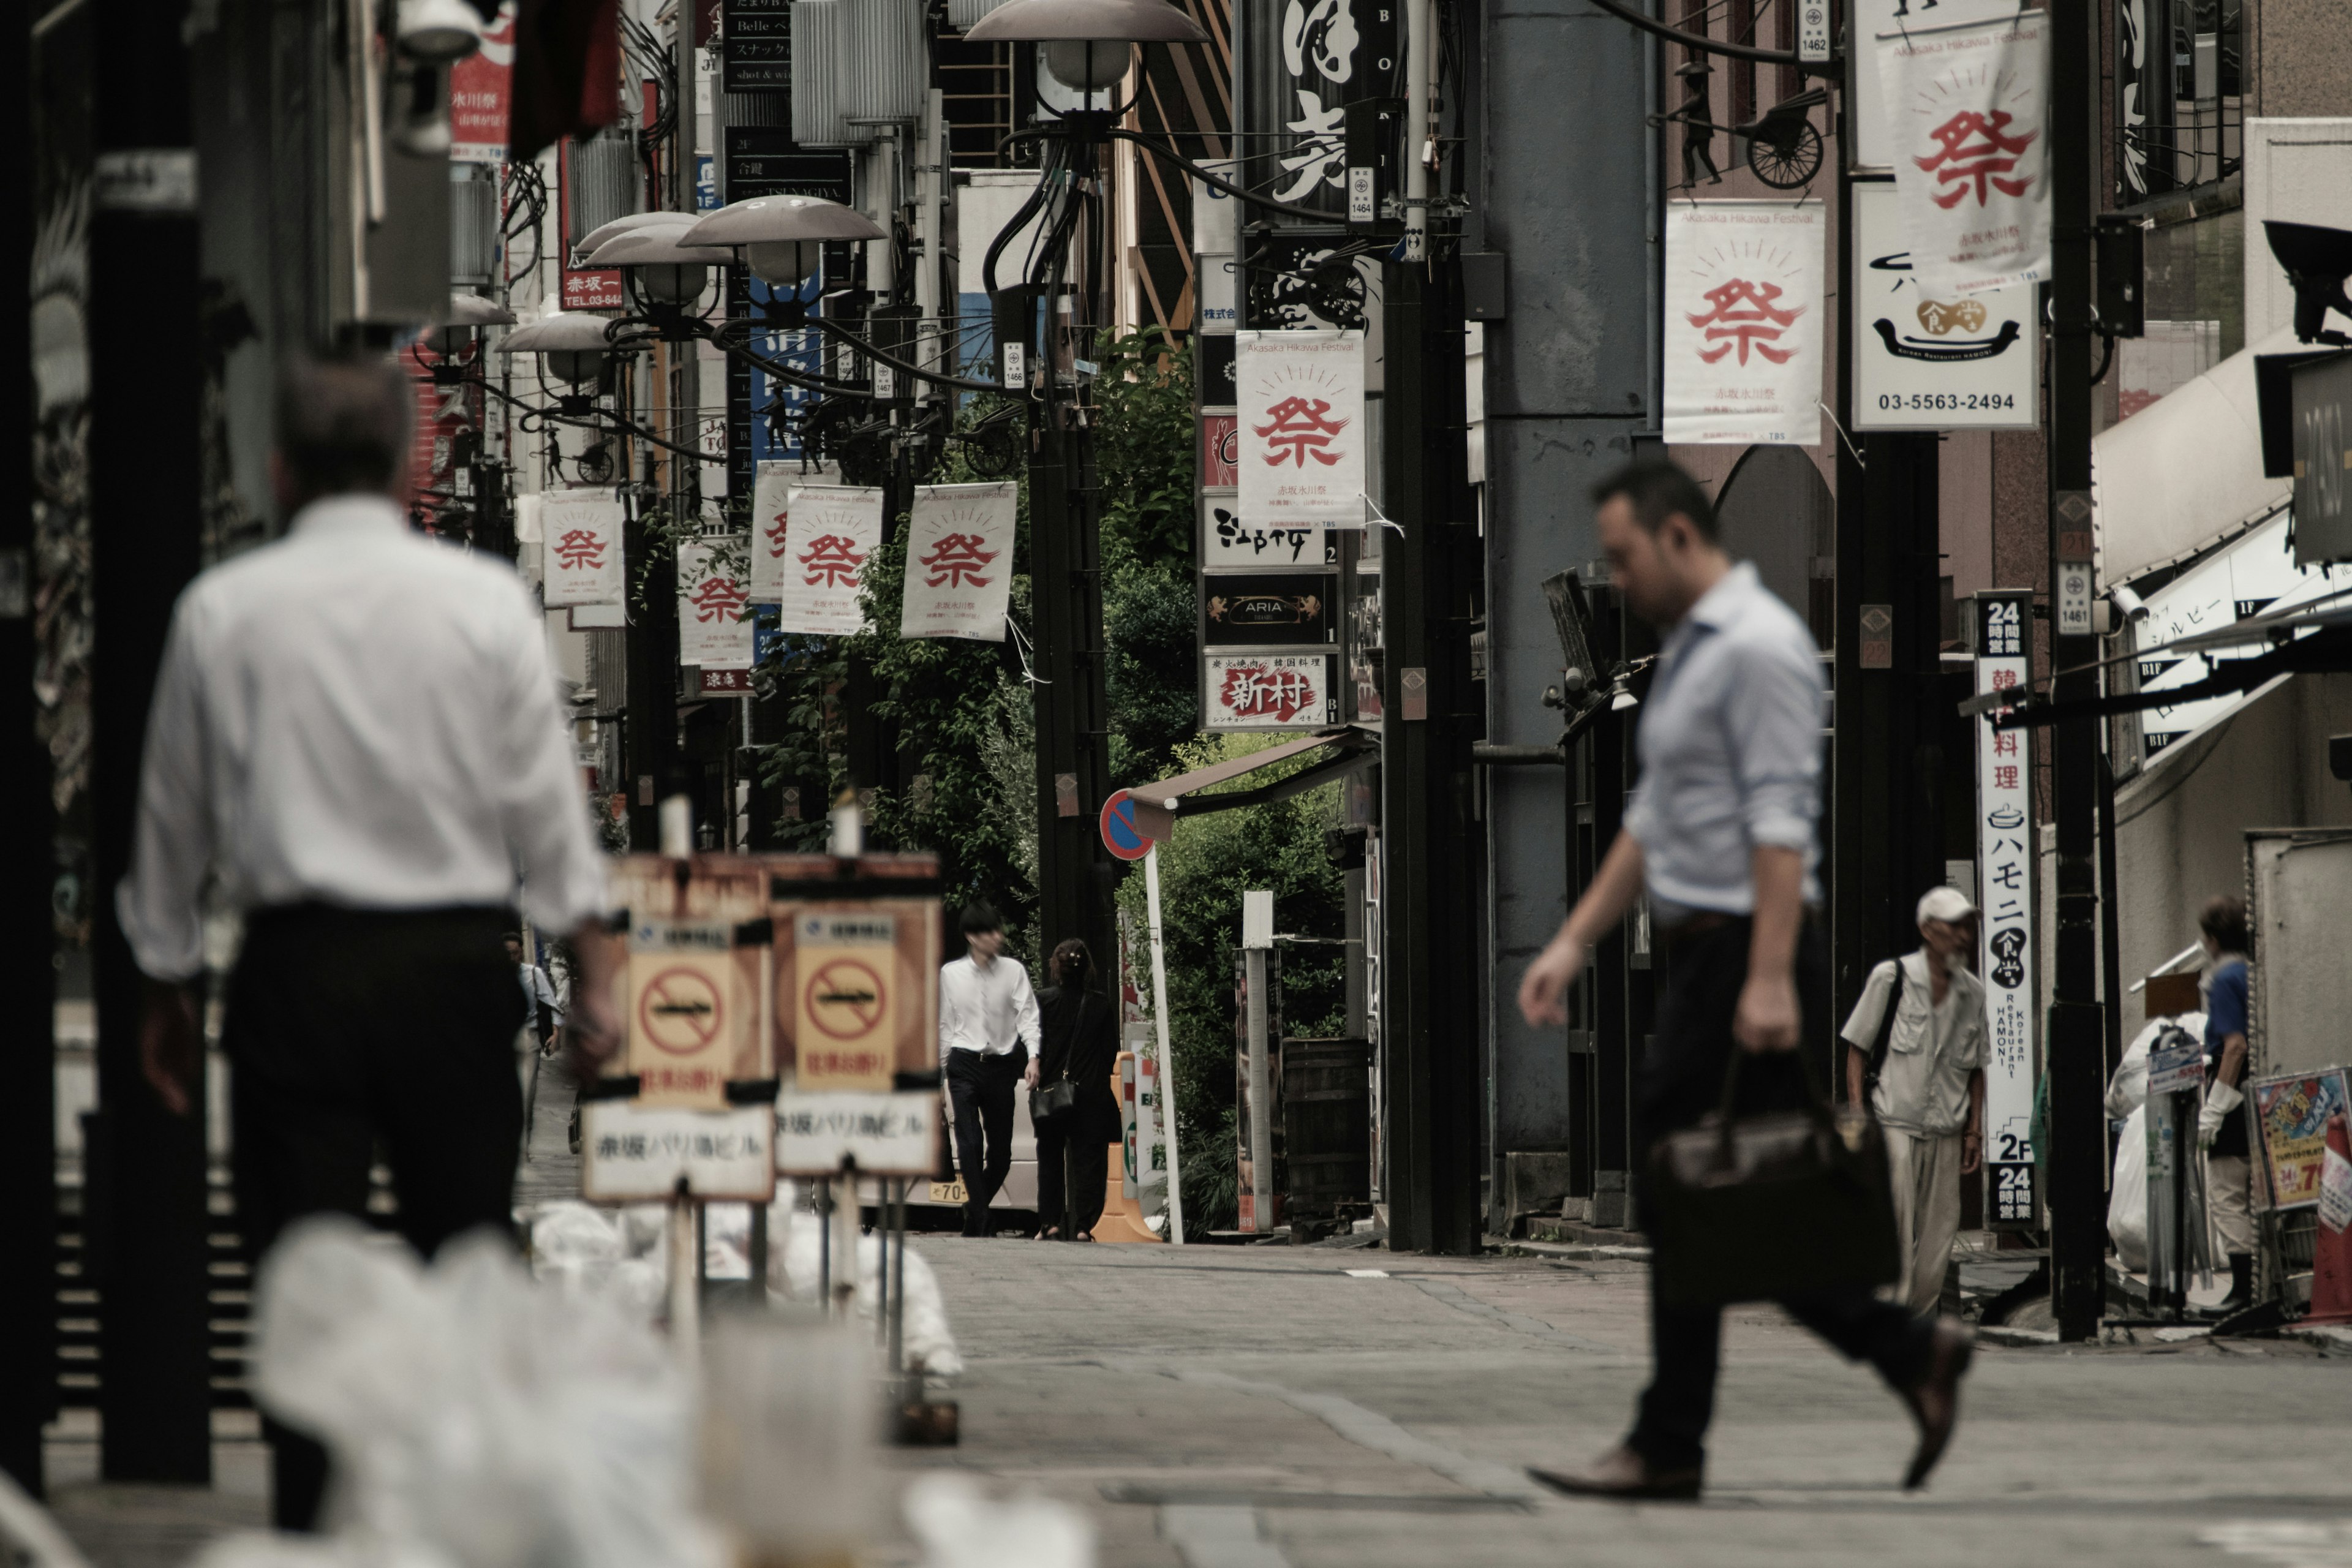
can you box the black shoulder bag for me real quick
[1863,960,1907,1098]
[1645,1050,1902,1308]
[1030,993,1081,1125]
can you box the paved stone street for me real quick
[884,1236,2352,1568]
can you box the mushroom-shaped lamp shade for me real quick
[587,228,735,307]
[1043,39,1134,89]
[574,211,698,260]
[445,292,516,326]
[396,0,483,62]
[962,0,1207,44]
[499,311,619,386]
[680,195,886,287]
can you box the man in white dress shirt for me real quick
[116,353,620,1529]
[938,901,1041,1237]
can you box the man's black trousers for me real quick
[227,904,527,1531]
[1627,916,1932,1474]
[945,1046,1027,1235]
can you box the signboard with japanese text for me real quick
[1877,14,2052,295]
[1852,181,2038,431]
[2251,1069,2351,1212]
[722,0,790,91]
[774,484,881,636]
[556,141,625,311]
[748,459,837,603]
[1202,413,1238,486]
[1200,491,1341,575]
[1204,650,1339,732]
[775,1089,940,1175]
[626,916,770,1109]
[899,481,1015,642]
[448,0,515,163]
[677,537,754,667]
[1236,330,1366,525]
[1974,591,2037,1226]
[579,1101,775,1201]
[1203,574,1338,647]
[786,910,900,1091]
[1241,0,1399,219]
[2128,508,2330,763]
[540,488,625,606]
[1663,202,1825,446]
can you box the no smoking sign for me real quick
[791,911,900,1092]
[802,958,886,1039]
[638,967,726,1055]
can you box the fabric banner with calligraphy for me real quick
[1664,202,1825,446]
[1876,14,2051,295]
[677,538,755,667]
[775,485,882,636]
[540,488,625,606]
[899,481,1015,643]
[749,459,839,603]
[1235,331,1366,526]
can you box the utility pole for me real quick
[2045,0,2106,1342]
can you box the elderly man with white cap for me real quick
[1840,886,1988,1316]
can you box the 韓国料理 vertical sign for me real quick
[774,485,881,636]
[1974,590,2037,1226]
[1663,202,1825,446]
[1236,331,1366,526]
[899,481,1015,642]
[1877,13,2051,295]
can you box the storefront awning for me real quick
[1126,728,1377,841]
[2095,325,2299,586]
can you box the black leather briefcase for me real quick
[1645,1054,1902,1308]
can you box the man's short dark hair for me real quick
[276,352,412,501]
[1591,458,1719,542]
[2199,894,2248,954]
[959,901,1004,937]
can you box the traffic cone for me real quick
[2307,1114,2352,1327]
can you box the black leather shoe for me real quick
[1528,1446,1702,1502]
[1898,1317,1974,1490]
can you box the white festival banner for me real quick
[539,488,625,606]
[899,481,1016,642]
[775,485,882,636]
[676,538,755,667]
[749,460,839,603]
[1235,330,1366,526]
[1663,202,1825,446]
[1877,15,2051,295]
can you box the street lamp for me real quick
[586,227,734,315]
[501,310,620,404]
[576,211,698,258]
[964,0,1207,116]
[679,195,886,309]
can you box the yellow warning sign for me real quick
[791,911,898,1091]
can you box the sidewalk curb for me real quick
[1499,1240,1653,1263]
[1977,1324,2059,1348]
[2283,1324,2352,1352]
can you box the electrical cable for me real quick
[1581,0,1812,66]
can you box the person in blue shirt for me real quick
[2196,894,2256,1311]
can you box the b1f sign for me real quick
[1973,591,2037,1227]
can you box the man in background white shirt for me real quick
[938,901,1041,1237]
[117,353,621,1530]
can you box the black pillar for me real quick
[1028,407,1114,968]
[2047,0,2108,1342]
[625,477,682,848]
[87,0,213,1483]
[1379,257,1480,1253]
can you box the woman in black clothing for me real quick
[1034,938,1122,1240]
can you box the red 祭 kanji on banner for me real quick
[899,481,1016,642]
[1663,202,1825,445]
[677,537,754,668]
[1236,331,1365,526]
[748,459,838,603]
[1877,14,2051,295]
[774,485,882,636]
[540,488,625,606]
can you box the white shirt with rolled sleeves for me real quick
[116,494,609,982]
[937,953,1042,1065]
[1621,562,1825,914]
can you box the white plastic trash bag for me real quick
[2109,1103,2150,1272]
[773,1205,964,1376]
[903,1473,1093,1568]
[251,1216,724,1568]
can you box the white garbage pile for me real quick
[527,1193,965,1376]
[195,1216,723,1568]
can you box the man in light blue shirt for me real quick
[1518,459,1969,1502]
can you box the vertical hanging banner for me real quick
[1663,203,1826,446]
[899,481,1016,642]
[1851,181,2039,431]
[448,0,516,163]
[1235,330,1366,526]
[677,537,755,667]
[774,484,881,636]
[540,488,625,606]
[748,459,839,603]
[1973,591,2038,1227]
[1877,14,2052,295]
